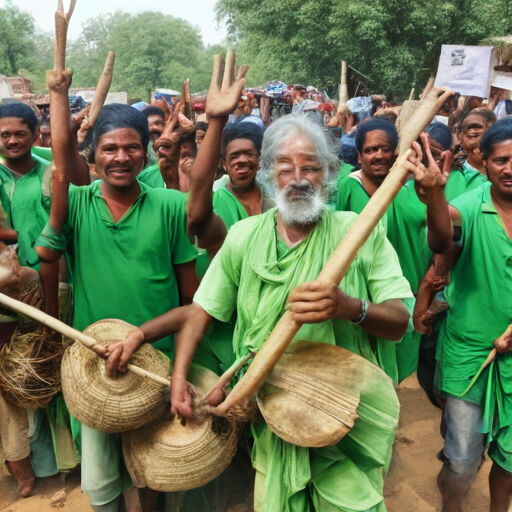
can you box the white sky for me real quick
[1,0,227,46]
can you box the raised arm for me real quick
[186,51,249,251]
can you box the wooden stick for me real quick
[339,61,348,106]
[88,51,115,128]
[419,74,435,100]
[0,293,170,387]
[214,87,453,414]
[53,0,76,73]
[409,87,415,101]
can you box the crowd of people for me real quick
[0,37,512,512]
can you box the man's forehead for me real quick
[463,115,485,128]
[97,127,143,144]
[0,117,30,130]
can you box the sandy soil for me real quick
[1,375,491,512]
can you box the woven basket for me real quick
[61,319,170,433]
[122,364,241,492]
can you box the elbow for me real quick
[428,234,453,255]
[388,307,410,342]
[36,246,62,263]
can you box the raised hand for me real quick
[206,50,249,118]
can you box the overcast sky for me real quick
[1,0,228,46]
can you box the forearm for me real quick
[358,298,410,341]
[187,116,227,236]
[171,304,211,381]
[67,127,90,186]
[138,305,194,344]
[39,261,59,318]
[423,185,452,254]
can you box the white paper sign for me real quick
[434,45,494,97]
[492,72,512,92]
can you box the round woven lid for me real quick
[258,341,395,448]
[122,364,240,492]
[61,319,170,433]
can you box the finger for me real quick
[236,65,250,81]
[288,287,335,305]
[291,311,330,324]
[410,140,423,163]
[210,54,223,91]
[441,150,453,180]
[288,299,332,314]
[420,132,437,169]
[223,49,236,88]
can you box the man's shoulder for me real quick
[449,181,488,211]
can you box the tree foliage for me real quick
[216,0,512,96]
[1,5,223,100]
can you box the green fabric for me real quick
[212,185,250,229]
[137,163,165,189]
[194,208,412,512]
[441,183,512,406]
[444,168,487,203]
[0,151,52,269]
[37,181,197,359]
[336,173,427,381]
[147,143,158,167]
[31,146,53,162]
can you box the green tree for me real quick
[0,0,36,76]
[216,0,512,97]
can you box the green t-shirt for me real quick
[442,182,512,405]
[0,151,52,269]
[212,185,249,230]
[31,146,53,163]
[38,181,197,358]
[137,163,165,189]
[444,167,487,203]
[336,173,427,381]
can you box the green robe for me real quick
[0,151,52,269]
[336,173,426,382]
[443,183,512,473]
[194,208,413,512]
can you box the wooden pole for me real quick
[409,87,415,101]
[339,60,348,105]
[0,293,170,387]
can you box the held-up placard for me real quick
[434,45,494,97]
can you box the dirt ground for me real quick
[0,375,491,512]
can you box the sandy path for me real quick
[1,376,491,512]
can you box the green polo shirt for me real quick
[37,181,197,359]
[336,172,428,381]
[0,151,52,269]
[442,182,512,404]
[137,163,165,189]
[444,167,487,203]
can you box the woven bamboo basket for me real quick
[61,319,170,433]
[122,364,241,492]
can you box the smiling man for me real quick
[36,103,199,512]
[336,118,433,383]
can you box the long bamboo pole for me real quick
[0,293,170,387]
[339,61,348,105]
[211,87,453,415]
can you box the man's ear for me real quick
[33,127,40,145]
[221,157,228,172]
[357,152,362,165]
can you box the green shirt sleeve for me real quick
[365,222,414,304]
[193,220,249,322]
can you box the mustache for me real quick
[284,182,315,197]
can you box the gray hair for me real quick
[259,114,340,182]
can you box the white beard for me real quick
[275,180,326,226]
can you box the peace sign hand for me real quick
[206,50,249,118]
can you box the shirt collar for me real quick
[481,182,497,214]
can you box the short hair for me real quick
[259,114,340,180]
[90,104,150,163]
[0,103,38,133]
[425,122,452,151]
[355,117,398,154]
[221,121,263,159]
[141,106,165,120]
[457,108,496,132]
[195,121,208,132]
[480,117,512,160]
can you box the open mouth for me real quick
[109,168,132,177]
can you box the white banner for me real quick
[434,45,494,97]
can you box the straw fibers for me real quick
[123,364,241,492]
[0,322,64,408]
[257,341,397,448]
[61,319,170,433]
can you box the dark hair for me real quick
[221,120,263,158]
[196,121,208,132]
[425,122,452,151]
[480,117,512,160]
[457,108,497,132]
[374,112,398,125]
[0,103,38,133]
[355,117,398,154]
[141,106,165,120]
[90,104,150,163]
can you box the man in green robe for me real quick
[157,114,415,512]
[413,118,512,512]
[36,102,199,512]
